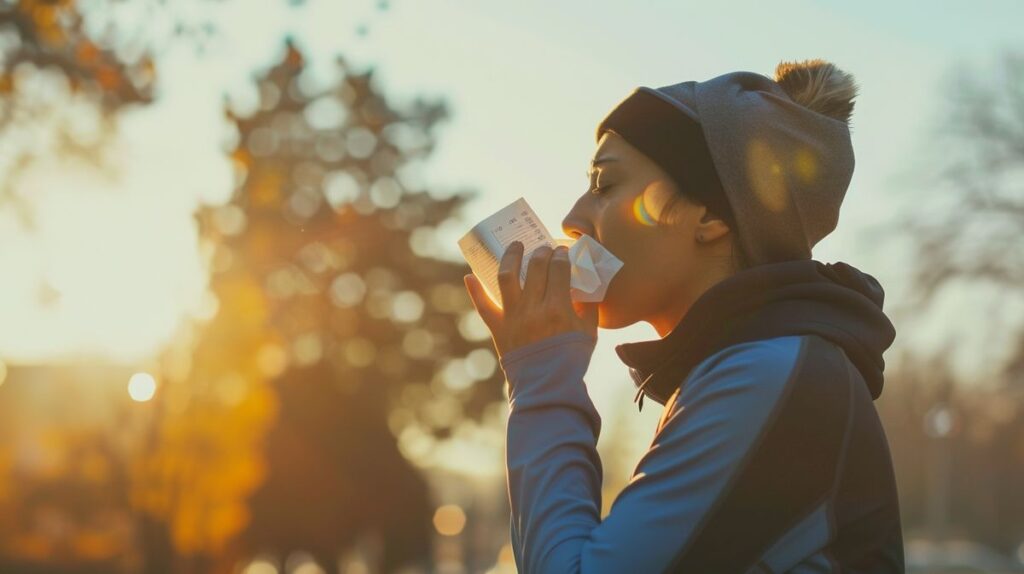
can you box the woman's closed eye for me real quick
[586,169,612,195]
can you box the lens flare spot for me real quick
[795,148,818,183]
[746,139,789,213]
[632,195,657,227]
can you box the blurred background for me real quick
[0,0,1022,572]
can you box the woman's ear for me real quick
[695,206,731,243]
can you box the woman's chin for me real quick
[595,301,638,330]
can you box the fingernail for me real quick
[554,246,568,258]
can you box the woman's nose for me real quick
[561,200,594,239]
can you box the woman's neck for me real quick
[649,259,738,337]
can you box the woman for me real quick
[464,60,903,573]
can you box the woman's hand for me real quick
[464,241,599,358]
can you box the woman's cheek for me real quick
[591,199,648,317]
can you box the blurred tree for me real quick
[0,0,156,105]
[900,51,1024,342]
[2,1,486,572]
[0,365,139,574]
[1,2,253,571]
[0,0,157,212]
[0,3,158,569]
[884,50,1024,554]
[131,39,503,573]
[0,0,269,212]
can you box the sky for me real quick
[1,0,1022,456]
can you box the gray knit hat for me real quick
[597,60,858,267]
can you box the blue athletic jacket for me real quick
[500,259,904,573]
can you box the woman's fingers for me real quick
[549,246,596,335]
[497,241,525,310]
[546,245,572,309]
[522,245,553,303]
[464,274,502,332]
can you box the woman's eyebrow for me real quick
[587,155,619,177]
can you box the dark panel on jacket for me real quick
[668,336,854,573]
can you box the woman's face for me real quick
[561,131,732,333]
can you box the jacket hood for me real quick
[615,259,896,408]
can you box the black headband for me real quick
[596,89,735,229]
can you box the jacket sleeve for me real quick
[500,332,810,574]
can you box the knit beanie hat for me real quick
[596,59,858,267]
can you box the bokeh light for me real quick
[329,272,367,307]
[402,328,435,358]
[284,551,325,574]
[127,372,157,402]
[242,558,278,574]
[256,343,289,377]
[390,290,425,323]
[433,504,467,537]
[465,348,497,380]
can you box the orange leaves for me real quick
[72,530,122,561]
[6,533,51,560]
[21,0,76,48]
[171,499,249,555]
[218,275,270,328]
[74,39,99,66]
[0,449,10,504]
[247,165,284,208]
[8,0,156,106]
[130,380,277,555]
[232,147,252,169]
[127,270,281,556]
[94,65,121,91]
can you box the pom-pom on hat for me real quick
[597,59,859,267]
